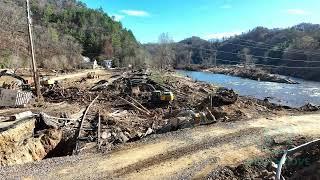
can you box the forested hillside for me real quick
[217,23,320,81]
[145,23,320,81]
[0,0,145,70]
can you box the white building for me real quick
[102,60,113,69]
[80,56,98,69]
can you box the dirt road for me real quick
[49,69,107,81]
[2,113,320,179]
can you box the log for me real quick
[127,95,151,114]
[119,97,151,116]
[206,107,216,122]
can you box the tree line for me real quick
[146,24,320,81]
[0,0,150,70]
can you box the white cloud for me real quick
[120,10,150,17]
[286,9,310,15]
[203,32,242,40]
[112,14,125,21]
[220,4,232,9]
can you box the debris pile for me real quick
[1,69,314,168]
[36,70,293,155]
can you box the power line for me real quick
[211,49,320,63]
[221,41,320,56]
[180,44,320,63]
[233,37,320,54]
[178,44,320,69]
[215,58,320,69]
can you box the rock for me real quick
[40,129,62,154]
[300,103,319,112]
[144,128,153,136]
[118,132,129,143]
[267,162,278,171]
[101,131,112,140]
[136,132,143,138]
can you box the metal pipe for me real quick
[276,139,320,180]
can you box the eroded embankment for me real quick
[0,117,62,166]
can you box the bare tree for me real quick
[157,33,175,69]
[239,48,255,68]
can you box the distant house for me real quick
[102,60,113,69]
[80,56,98,69]
[82,56,90,63]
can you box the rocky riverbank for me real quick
[177,65,299,84]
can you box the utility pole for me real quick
[213,50,217,67]
[188,50,193,65]
[26,0,41,100]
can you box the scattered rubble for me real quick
[300,103,320,112]
[0,68,317,172]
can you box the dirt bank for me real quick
[0,117,62,166]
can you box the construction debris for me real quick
[0,89,33,107]
[31,70,309,155]
[207,136,320,180]
[0,68,317,170]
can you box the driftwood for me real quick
[0,111,34,122]
[206,107,216,122]
[119,97,151,116]
[127,95,151,114]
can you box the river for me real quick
[178,70,320,108]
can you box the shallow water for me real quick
[178,70,320,107]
